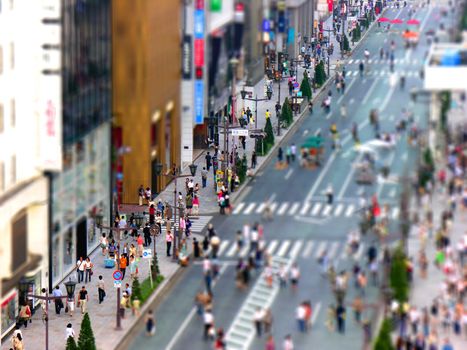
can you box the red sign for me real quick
[194,39,204,67]
[327,0,333,12]
[195,0,204,10]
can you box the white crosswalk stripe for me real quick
[160,216,212,235]
[353,71,358,76]
[391,207,400,219]
[289,241,303,259]
[256,202,266,214]
[328,241,340,259]
[334,203,344,217]
[300,202,311,215]
[302,241,315,258]
[217,240,229,256]
[232,203,245,215]
[315,242,327,258]
[355,243,365,260]
[225,243,238,257]
[345,204,355,217]
[348,59,354,64]
[239,244,250,258]
[277,240,291,257]
[277,202,289,215]
[289,202,300,216]
[244,202,256,215]
[269,202,278,213]
[322,205,332,216]
[267,240,279,255]
[311,203,322,215]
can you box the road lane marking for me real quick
[311,302,322,325]
[338,154,362,200]
[326,112,332,119]
[289,241,303,259]
[314,128,321,136]
[285,169,294,180]
[328,242,340,258]
[349,59,354,64]
[303,129,309,136]
[244,202,256,215]
[277,240,291,257]
[311,203,323,216]
[334,203,344,217]
[288,202,300,216]
[256,202,266,214]
[165,264,228,350]
[389,188,396,198]
[269,202,278,213]
[233,202,245,215]
[349,98,355,104]
[355,243,365,260]
[337,78,356,104]
[267,240,279,255]
[345,204,355,217]
[300,202,311,215]
[322,205,332,216]
[277,202,290,215]
[226,243,238,257]
[380,86,396,112]
[314,242,327,258]
[239,244,250,258]
[217,241,230,256]
[302,241,315,258]
[377,151,397,197]
[362,79,379,105]
[305,152,337,201]
[391,207,400,219]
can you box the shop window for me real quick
[11,210,27,271]
[87,216,96,248]
[63,228,74,268]
[165,111,172,168]
[1,292,17,336]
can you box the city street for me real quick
[128,4,447,350]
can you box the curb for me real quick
[115,263,188,350]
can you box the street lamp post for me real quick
[19,279,76,350]
[274,71,282,136]
[154,163,197,260]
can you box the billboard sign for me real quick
[194,80,204,124]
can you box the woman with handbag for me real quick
[18,302,31,328]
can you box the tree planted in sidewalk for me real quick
[151,253,160,280]
[264,117,275,147]
[300,75,312,100]
[236,154,248,184]
[66,336,78,350]
[352,25,361,43]
[281,97,293,127]
[373,319,395,350]
[390,246,409,303]
[314,61,327,87]
[131,278,143,302]
[77,313,96,350]
[255,137,267,156]
[342,34,350,52]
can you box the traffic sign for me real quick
[142,249,152,259]
[231,129,249,136]
[114,280,122,288]
[113,270,123,280]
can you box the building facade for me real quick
[0,0,54,338]
[113,0,181,204]
[49,0,112,286]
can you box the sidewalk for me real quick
[1,231,201,350]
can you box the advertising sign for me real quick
[194,10,205,38]
[194,39,205,67]
[182,35,192,80]
[194,80,204,124]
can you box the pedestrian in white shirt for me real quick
[253,307,264,337]
[296,304,306,332]
[66,323,75,340]
[203,309,214,340]
[290,263,300,290]
[283,334,294,350]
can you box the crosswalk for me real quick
[159,215,212,235]
[347,58,422,66]
[344,69,421,78]
[213,238,381,263]
[232,200,399,219]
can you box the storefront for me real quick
[50,124,111,286]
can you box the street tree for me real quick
[66,336,78,350]
[77,313,96,350]
[264,117,275,148]
[390,246,409,303]
[236,154,248,184]
[342,34,350,52]
[281,97,293,127]
[300,75,312,100]
[131,278,143,302]
[373,319,395,350]
[314,61,327,87]
[151,253,160,280]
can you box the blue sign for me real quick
[194,10,205,39]
[194,80,204,124]
[262,19,270,32]
[113,270,123,280]
[287,27,295,44]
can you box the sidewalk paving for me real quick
[1,230,202,350]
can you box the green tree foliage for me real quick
[343,34,350,52]
[131,278,143,302]
[66,336,78,350]
[237,154,248,184]
[255,137,267,155]
[390,246,409,303]
[300,75,312,100]
[264,117,275,147]
[440,91,451,131]
[352,25,361,42]
[281,97,294,127]
[77,313,96,350]
[314,61,327,87]
[373,319,395,350]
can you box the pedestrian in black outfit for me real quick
[143,223,151,247]
[336,304,346,334]
[205,152,212,171]
[251,151,257,169]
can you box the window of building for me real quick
[0,45,3,74]
[9,42,14,69]
[63,228,74,268]
[0,162,4,192]
[52,236,60,280]
[10,99,15,127]
[11,211,27,271]
[10,155,16,184]
[0,103,4,133]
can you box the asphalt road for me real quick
[129,4,451,350]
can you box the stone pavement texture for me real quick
[1,230,201,350]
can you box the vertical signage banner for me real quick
[182,35,192,80]
[194,80,204,124]
[194,10,205,38]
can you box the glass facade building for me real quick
[50,0,112,286]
